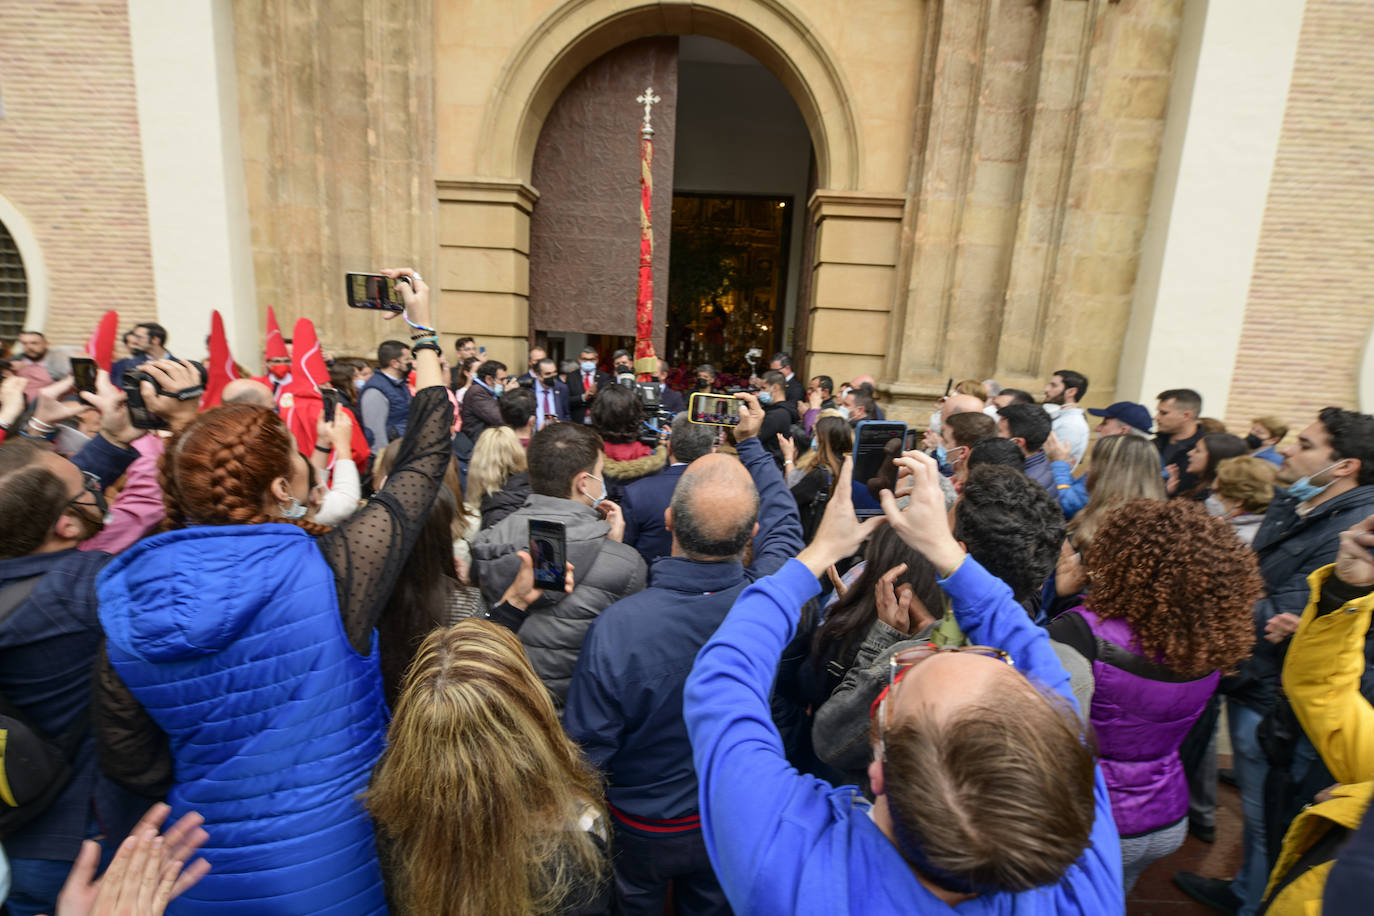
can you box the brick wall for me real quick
[0,0,157,347]
[1225,0,1374,434]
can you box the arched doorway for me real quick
[525,35,813,381]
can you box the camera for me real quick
[123,361,208,400]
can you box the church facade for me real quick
[0,0,1370,427]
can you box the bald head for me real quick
[941,392,985,423]
[221,379,275,409]
[850,374,877,391]
[667,454,760,561]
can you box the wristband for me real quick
[401,311,435,333]
[411,340,442,357]
[315,443,333,454]
[410,333,439,344]
[26,417,55,433]
[19,427,56,442]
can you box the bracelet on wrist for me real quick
[19,427,56,442]
[411,340,442,357]
[314,443,333,454]
[410,333,439,344]
[27,417,55,433]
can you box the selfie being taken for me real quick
[2,4,1373,915]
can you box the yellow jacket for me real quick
[1263,564,1374,915]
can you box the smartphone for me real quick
[903,429,919,452]
[687,391,741,427]
[345,272,405,311]
[70,356,98,394]
[943,377,954,398]
[529,519,568,590]
[851,420,907,517]
[320,385,339,423]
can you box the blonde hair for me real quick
[1213,456,1278,514]
[367,620,607,916]
[466,426,527,508]
[1067,434,1166,546]
[953,378,989,402]
[1252,415,1288,442]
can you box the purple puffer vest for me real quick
[1073,608,1219,837]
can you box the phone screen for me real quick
[320,386,339,423]
[70,357,98,394]
[529,519,568,590]
[851,421,907,517]
[345,272,405,311]
[123,381,168,431]
[688,392,741,427]
[904,429,919,453]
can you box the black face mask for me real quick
[541,376,556,388]
[1245,433,1263,450]
[695,377,710,390]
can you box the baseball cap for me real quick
[1086,401,1152,434]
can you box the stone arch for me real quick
[477,0,861,190]
[0,193,49,335]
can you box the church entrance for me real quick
[526,35,813,381]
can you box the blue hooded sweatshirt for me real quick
[98,525,388,916]
[683,556,1125,915]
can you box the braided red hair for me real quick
[160,404,329,535]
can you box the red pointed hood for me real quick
[201,310,237,408]
[264,306,289,361]
[85,310,119,371]
[283,318,328,398]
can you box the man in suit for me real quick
[621,416,717,565]
[515,345,547,387]
[531,357,570,429]
[655,359,686,415]
[569,346,611,425]
[770,352,806,406]
[460,359,509,441]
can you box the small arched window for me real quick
[0,219,27,343]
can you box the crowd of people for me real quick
[0,285,1372,916]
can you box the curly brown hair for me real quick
[1084,499,1260,678]
[160,404,329,536]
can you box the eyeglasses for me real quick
[67,471,108,517]
[868,643,1013,758]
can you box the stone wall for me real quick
[232,0,435,363]
[1225,0,1374,432]
[0,0,157,345]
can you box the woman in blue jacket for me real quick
[94,270,451,915]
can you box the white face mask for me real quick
[580,473,607,509]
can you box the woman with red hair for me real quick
[93,269,450,915]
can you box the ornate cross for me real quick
[636,86,661,136]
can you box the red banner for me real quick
[634,133,657,381]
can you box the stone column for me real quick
[435,179,537,371]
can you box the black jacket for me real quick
[1223,484,1374,712]
[760,400,800,465]
[479,471,531,530]
[1155,429,1202,496]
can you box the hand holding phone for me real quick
[320,386,339,423]
[345,272,406,311]
[529,519,569,590]
[851,420,907,518]
[69,357,99,395]
[687,392,741,427]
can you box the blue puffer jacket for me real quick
[97,525,388,916]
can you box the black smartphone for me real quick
[851,420,907,518]
[345,272,406,311]
[529,519,568,590]
[320,386,339,423]
[943,377,954,398]
[70,356,98,394]
[904,429,919,452]
[687,392,741,427]
[123,382,167,431]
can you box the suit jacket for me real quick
[621,463,688,565]
[569,369,613,425]
[532,379,571,425]
[460,381,503,441]
[660,386,686,415]
[782,374,805,406]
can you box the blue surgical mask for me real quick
[580,360,597,373]
[757,391,773,405]
[353,377,366,391]
[810,437,818,451]
[493,383,505,398]
[581,473,608,509]
[280,497,307,520]
[935,443,948,464]
[836,406,851,420]
[1286,461,1342,502]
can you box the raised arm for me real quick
[316,269,454,651]
[686,457,885,911]
[879,451,1076,710]
[732,393,804,575]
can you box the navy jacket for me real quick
[660,386,686,416]
[563,436,803,826]
[1223,484,1374,712]
[569,369,612,425]
[620,463,687,565]
[0,435,144,860]
[1023,450,1056,494]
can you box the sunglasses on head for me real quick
[869,643,1013,758]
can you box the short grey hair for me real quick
[669,413,716,463]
